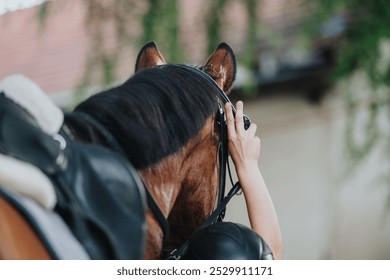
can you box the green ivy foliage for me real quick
[306,0,389,82]
[38,0,259,95]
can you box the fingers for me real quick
[235,101,244,134]
[225,102,235,139]
[225,101,252,135]
[225,101,258,139]
[248,123,257,139]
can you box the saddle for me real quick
[0,88,146,259]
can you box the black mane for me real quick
[72,65,220,169]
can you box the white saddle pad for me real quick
[0,74,63,135]
[0,74,62,209]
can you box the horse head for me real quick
[65,42,237,259]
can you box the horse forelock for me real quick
[73,64,220,170]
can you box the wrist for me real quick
[236,161,260,178]
[236,162,266,197]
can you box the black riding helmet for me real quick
[181,222,274,260]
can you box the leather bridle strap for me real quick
[143,183,170,247]
[216,105,228,221]
[168,181,242,259]
[166,65,253,259]
[173,64,251,219]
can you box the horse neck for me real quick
[139,117,220,218]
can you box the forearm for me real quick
[238,165,284,259]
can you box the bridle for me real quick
[175,64,251,204]
[167,65,252,259]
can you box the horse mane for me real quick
[73,64,220,169]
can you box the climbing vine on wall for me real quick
[38,0,259,95]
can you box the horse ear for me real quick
[202,42,237,92]
[135,42,166,73]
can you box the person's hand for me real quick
[225,101,260,176]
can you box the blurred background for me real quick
[1,0,390,259]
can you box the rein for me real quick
[168,182,242,259]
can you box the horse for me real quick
[0,41,238,260]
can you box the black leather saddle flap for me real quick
[0,92,147,259]
[55,142,147,259]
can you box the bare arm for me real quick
[225,101,283,259]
